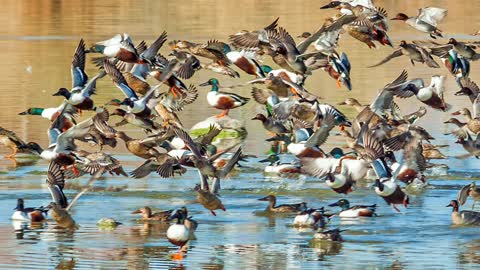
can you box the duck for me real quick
[48,202,78,230]
[324,51,352,90]
[446,200,480,226]
[194,184,226,216]
[328,199,376,218]
[455,77,479,103]
[258,195,307,213]
[115,131,163,159]
[224,49,265,78]
[313,228,344,242]
[259,154,302,175]
[199,78,250,118]
[130,153,187,178]
[88,32,167,64]
[451,108,480,134]
[168,50,202,79]
[63,150,127,178]
[369,40,439,68]
[11,199,48,222]
[422,144,447,160]
[458,182,480,209]
[371,158,410,212]
[0,127,43,158]
[166,207,195,260]
[131,207,173,221]
[401,75,448,111]
[293,208,326,228]
[53,40,106,111]
[391,7,447,39]
[428,38,480,61]
[455,133,480,159]
[169,39,229,65]
[110,108,161,133]
[201,62,240,78]
[252,114,291,135]
[19,103,78,123]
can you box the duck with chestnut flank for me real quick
[11,199,48,222]
[329,199,376,218]
[200,78,250,118]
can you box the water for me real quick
[0,0,480,269]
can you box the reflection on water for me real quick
[0,0,480,269]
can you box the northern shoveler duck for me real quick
[258,195,307,213]
[313,228,344,242]
[132,207,173,221]
[401,75,448,111]
[130,153,187,178]
[372,158,410,212]
[63,150,127,178]
[451,108,480,134]
[194,184,226,216]
[369,41,439,68]
[455,77,479,103]
[200,78,250,118]
[88,32,167,64]
[224,49,265,78]
[168,51,201,80]
[0,126,43,158]
[455,133,480,159]
[169,39,229,65]
[446,200,480,226]
[252,114,290,135]
[19,102,78,123]
[110,108,161,133]
[115,131,163,159]
[293,208,326,228]
[48,202,78,230]
[166,207,195,260]
[391,7,447,39]
[328,199,376,218]
[259,154,302,175]
[458,182,480,209]
[11,199,48,222]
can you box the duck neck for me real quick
[340,203,350,211]
[268,198,276,210]
[451,205,459,213]
[144,208,152,218]
[465,110,473,121]
[16,200,24,211]
[211,83,219,92]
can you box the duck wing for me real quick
[47,161,68,208]
[173,127,203,159]
[417,7,447,27]
[418,46,440,68]
[104,60,138,100]
[368,49,403,68]
[140,31,168,62]
[71,39,88,88]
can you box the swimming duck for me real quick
[11,199,48,222]
[88,32,167,64]
[0,126,43,158]
[328,199,376,218]
[167,208,194,260]
[446,200,480,226]
[293,208,327,228]
[369,41,439,68]
[259,154,302,175]
[199,78,250,118]
[313,228,344,242]
[457,182,480,209]
[258,195,307,213]
[131,207,173,221]
[391,7,447,39]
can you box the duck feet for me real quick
[210,210,217,216]
[215,110,229,118]
[392,204,400,213]
[171,249,184,261]
[336,78,342,89]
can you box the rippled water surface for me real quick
[1,0,480,269]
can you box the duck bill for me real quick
[258,196,269,201]
[337,101,347,105]
[451,111,461,116]
[168,210,179,220]
[199,81,211,87]
[251,116,260,121]
[446,204,453,207]
[131,209,142,214]
[320,1,340,9]
[52,91,62,96]
[328,202,339,207]
[454,90,465,96]
[258,158,270,163]
[18,110,29,115]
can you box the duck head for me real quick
[259,154,279,165]
[297,32,311,38]
[52,88,71,99]
[447,38,458,46]
[168,208,187,224]
[251,113,267,122]
[446,200,459,211]
[337,98,360,106]
[399,40,408,48]
[199,78,220,90]
[372,179,385,191]
[25,142,43,155]
[391,13,409,21]
[320,1,341,9]
[258,195,276,202]
[329,199,350,210]
[14,198,24,211]
[19,108,44,116]
[261,65,273,74]
[119,98,134,108]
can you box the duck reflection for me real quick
[459,239,480,265]
[309,239,343,260]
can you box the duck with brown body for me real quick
[258,195,307,213]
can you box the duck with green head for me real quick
[199,78,250,118]
[328,199,376,218]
